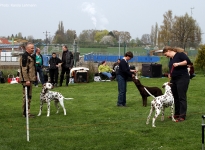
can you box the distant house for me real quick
[0,38,22,53]
[0,38,10,44]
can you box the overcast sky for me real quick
[1,0,205,43]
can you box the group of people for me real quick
[19,43,74,118]
[31,45,74,87]
[19,43,192,123]
[99,47,193,123]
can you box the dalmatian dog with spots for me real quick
[37,83,73,117]
[145,82,176,127]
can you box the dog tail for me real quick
[64,98,74,100]
[144,87,156,98]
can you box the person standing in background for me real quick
[49,52,62,87]
[59,45,74,86]
[33,47,44,87]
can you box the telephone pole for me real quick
[191,7,194,16]
[43,31,50,46]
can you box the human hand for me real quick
[26,81,31,86]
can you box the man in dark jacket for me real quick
[59,45,74,86]
[49,52,62,86]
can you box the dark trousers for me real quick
[49,69,59,85]
[22,82,33,116]
[34,66,45,86]
[60,67,70,85]
[117,75,127,106]
[171,74,190,119]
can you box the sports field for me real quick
[0,75,204,150]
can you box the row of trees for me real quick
[150,10,202,49]
[5,10,202,49]
[52,10,202,49]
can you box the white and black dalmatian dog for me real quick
[37,83,73,117]
[145,82,176,127]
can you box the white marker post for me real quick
[25,86,30,142]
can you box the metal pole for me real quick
[124,41,126,55]
[202,115,205,150]
[25,86,29,142]
[119,38,120,58]
[74,40,77,67]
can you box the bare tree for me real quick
[159,11,202,49]
[150,25,155,45]
[158,10,173,46]
[141,34,151,45]
[171,13,202,49]
[27,35,34,42]
[119,31,131,43]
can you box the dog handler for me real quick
[19,42,36,118]
[163,46,191,122]
[117,51,136,107]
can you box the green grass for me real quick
[0,75,204,150]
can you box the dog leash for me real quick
[168,65,174,82]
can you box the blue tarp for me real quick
[84,54,160,63]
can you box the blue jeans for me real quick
[101,72,112,78]
[117,75,127,106]
[34,66,45,85]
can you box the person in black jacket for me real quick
[163,46,191,122]
[117,52,136,107]
[49,52,62,87]
[59,45,74,86]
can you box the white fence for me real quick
[0,52,18,62]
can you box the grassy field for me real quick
[0,75,204,150]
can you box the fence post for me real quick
[202,115,205,150]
